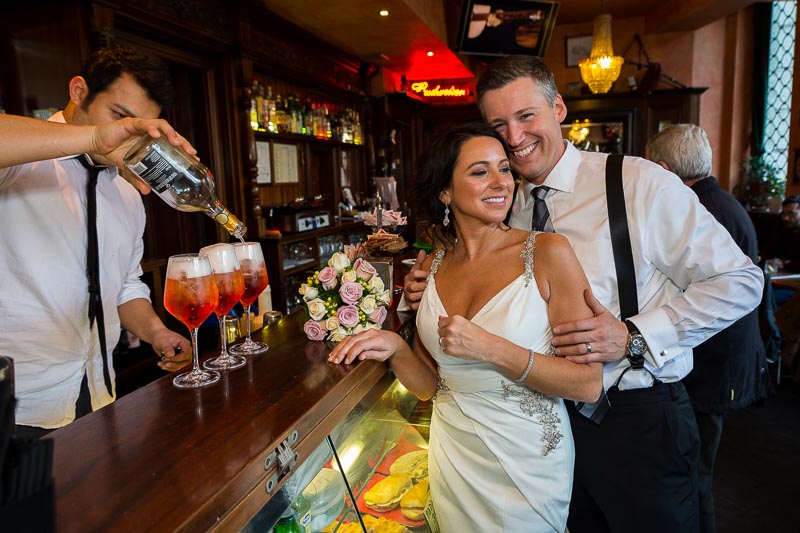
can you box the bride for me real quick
[328,123,602,532]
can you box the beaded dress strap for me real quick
[427,248,446,282]
[428,233,536,285]
[521,232,538,287]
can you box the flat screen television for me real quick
[456,0,559,57]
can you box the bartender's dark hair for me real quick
[79,46,173,110]
[476,55,558,109]
[414,122,508,247]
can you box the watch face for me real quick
[628,334,647,357]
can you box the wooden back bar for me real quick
[49,309,411,531]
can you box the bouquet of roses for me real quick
[300,251,392,342]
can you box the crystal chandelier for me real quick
[579,13,624,94]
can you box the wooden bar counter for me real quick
[48,306,414,532]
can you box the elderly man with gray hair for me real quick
[646,123,771,533]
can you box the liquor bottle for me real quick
[267,86,276,133]
[291,493,312,533]
[254,81,265,131]
[273,509,303,533]
[124,135,246,240]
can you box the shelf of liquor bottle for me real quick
[253,129,363,148]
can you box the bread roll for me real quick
[400,479,429,521]
[363,515,410,533]
[389,450,428,480]
[363,474,413,512]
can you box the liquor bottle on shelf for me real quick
[123,135,246,240]
[266,86,276,133]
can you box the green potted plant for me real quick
[739,155,786,212]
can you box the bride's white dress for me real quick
[416,233,573,533]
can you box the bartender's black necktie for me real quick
[76,155,113,397]
[531,186,551,232]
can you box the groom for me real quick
[403,55,763,532]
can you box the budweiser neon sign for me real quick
[410,81,468,97]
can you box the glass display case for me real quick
[244,379,432,532]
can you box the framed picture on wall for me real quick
[256,141,271,184]
[565,35,592,67]
[456,0,560,57]
[273,143,299,184]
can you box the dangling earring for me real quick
[443,204,450,227]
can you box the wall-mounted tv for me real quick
[456,0,559,57]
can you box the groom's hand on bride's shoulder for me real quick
[402,250,429,311]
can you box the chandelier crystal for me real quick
[579,14,624,94]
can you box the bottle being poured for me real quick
[123,135,246,241]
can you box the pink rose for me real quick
[369,306,388,326]
[303,319,328,341]
[353,258,378,281]
[337,305,360,328]
[339,281,363,305]
[318,266,338,290]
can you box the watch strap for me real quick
[624,320,646,368]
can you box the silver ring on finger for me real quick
[439,336,445,348]
[585,342,593,354]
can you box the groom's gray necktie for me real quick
[531,186,551,232]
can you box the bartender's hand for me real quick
[551,289,628,363]
[151,328,192,371]
[402,250,429,311]
[90,117,196,193]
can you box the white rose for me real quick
[379,289,393,306]
[353,323,367,334]
[307,298,327,321]
[301,284,319,301]
[367,322,382,331]
[328,252,351,273]
[359,295,377,315]
[325,316,341,331]
[369,275,385,293]
[341,270,358,283]
[329,326,349,343]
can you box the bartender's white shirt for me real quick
[0,111,150,428]
[509,142,764,391]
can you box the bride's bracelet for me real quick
[514,349,535,383]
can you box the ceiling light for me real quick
[379,10,389,16]
[578,13,623,94]
[426,51,434,57]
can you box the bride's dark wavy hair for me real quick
[414,122,508,248]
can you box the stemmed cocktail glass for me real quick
[163,254,220,389]
[228,242,270,355]
[199,243,247,371]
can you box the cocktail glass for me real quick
[164,253,220,388]
[199,243,247,370]
[228,242,270,355]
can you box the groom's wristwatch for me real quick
[624,320,647,368]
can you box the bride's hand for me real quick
[328,330,403,365]
[437,315,494,362]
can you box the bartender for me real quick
[0,46,194,439]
